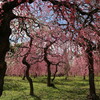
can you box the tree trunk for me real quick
[0,20,12,96]
[83,75,86,80]
[0,62,7,96]
[52,65,58,82]
[87,50,99,100]
[0,30,11,96]
[47,63,52,86]
[22,56,34,96]
[0,7,16,96]
[22,69,26,80]
[22,75,26,80]
[26,67,34,96]
[65,73,69,80]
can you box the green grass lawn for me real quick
[0,76,100,100]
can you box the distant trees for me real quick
[21,25,68,87]
[32,26,67,87]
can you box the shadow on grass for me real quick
[56,87,88,100]
[57,87,87,94]
[31,94,41,100]
[8,94,41,100]
[4,81,27,91]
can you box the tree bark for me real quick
[44,45,53,87]
[47,63,52,86]
[22,56,34,96]
[26,67,34,96]
[52,65,58,82]
[86,49,99,100]
[0,10,13,95]
[0,28,11,96]
[83,75,86,80]
[0,61,7,96]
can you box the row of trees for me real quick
[7,21,100,99]
[0,0,100,99]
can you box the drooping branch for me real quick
[42,0,99,16]
[22,24,34,96]
[2,0,34,12]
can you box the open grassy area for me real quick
[0,76,100,100]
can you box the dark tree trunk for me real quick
[52,65,58,82]
[0,31,11,96]
[44,45,54,87]
[47,63,52,86]
[65,73,69,80]
[26,67,34,96]
[83,69,86,80]
[22,69,26,80]
[22,75,26,80]
[83,75,86,80]
[22,56,34,96]
[0,61,7,96]
[80,36,99,99]
[46,63,55,87]
[86,49,99,100]
[0,18,12,96]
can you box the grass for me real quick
[0,76,100,100]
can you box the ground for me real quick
[0,76,100,100]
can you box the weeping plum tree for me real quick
[9,22,67,88]
[22,28,34,96]
[43,41,56,87]
[28,25,67,87]
[0,0,34,96]
[81,36,99,100]
[50,0,99,99]
[22,46,34,96]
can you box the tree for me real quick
[53,1,99,99]
[28,25,67,87]
[0,0,34,96]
